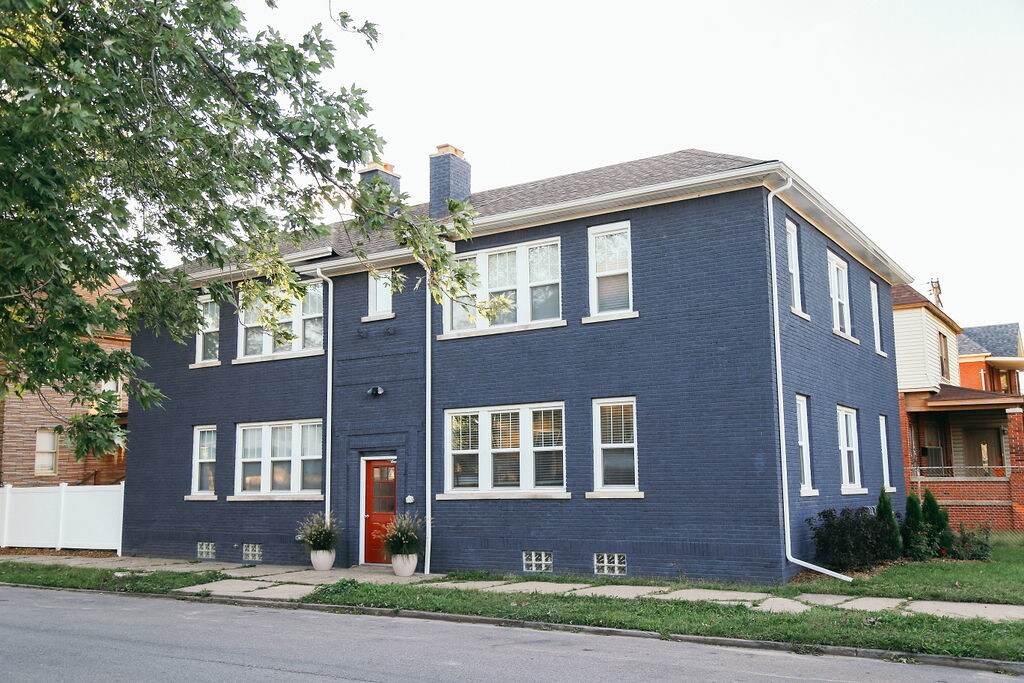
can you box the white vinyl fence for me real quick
[0,483,124,555]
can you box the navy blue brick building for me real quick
[122,146,910,582]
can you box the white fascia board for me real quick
[293,247,416,276]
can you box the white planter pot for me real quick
[310,549,336,571]
[391,553,418,577]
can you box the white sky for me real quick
[238,0,1023,329]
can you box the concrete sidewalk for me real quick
[4,553,1024,623]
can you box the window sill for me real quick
[437,319,567,341]
[230,348,324,365]
[884,486,897,493]
[34,471,58,477]
[436,491,571,500]
[831,330,860,345]
[799,488,820,497]
[876,350,888,358]
[790,308,811,322]
[189,360,221,369]
[361,312,395,323]
[585,490,645,499]
[184,494,218,501]
[225,494,324,502]
[581,310,639,325]
[840,486,869,495]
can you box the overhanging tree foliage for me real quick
[1,0,477,458]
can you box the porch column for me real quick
[1008,408,1024,531]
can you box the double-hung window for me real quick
[592,397,638,491]
[444,402,565,494]
[869,281,884,354]
[588,222,633,317]
[235,420,323,495]
[192,426,217,494]
[837,406,865,494]
[938,333,950,380]
[34,429,57,474]
[365,269,394,320]
[827,252,852,337]
[238,283,323,359]
[785,219,804,314]
[196,296,220,363]
[795,395,815,495]
[445,239,561,334]
[879,415,894,492]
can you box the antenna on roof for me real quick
[929,278,943,308]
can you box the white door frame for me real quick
[358,453,397,565]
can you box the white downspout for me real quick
[424,285,433,574]
[980,368,987,392]
[314,269,334,519]
[766,178,852,582]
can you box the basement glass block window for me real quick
[241,543,263,562]
[196,542,216,560]
[522,551,553,573]
[594,553,627,576]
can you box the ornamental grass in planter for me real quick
[375,512,424,576]
[296,512,339,570]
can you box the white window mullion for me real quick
[475,255,488,331]
[515,248,529,326]
[521,407,534,489]
[479,411,493,492]
[260,426,271,493]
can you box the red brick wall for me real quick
[958,360,988,391]
[0,335,129,487]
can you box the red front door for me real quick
[364,459,396,564]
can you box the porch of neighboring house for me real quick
[902,385,1024,530]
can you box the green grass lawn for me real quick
[303,579,1024,662]
[0,561,225,594]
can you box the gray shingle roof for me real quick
[960,323,1024,357]
[182,148,768,273]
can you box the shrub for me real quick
[296,512,339,551]
[922,489,951,548]
[374,512,425,556]
[901,492,924,557]
[876,490,902,561]
[950,523,992,561]
[808,507,888,572]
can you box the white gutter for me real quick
[766,178,852,582]
[424,285,433,574]
[314,269,334,519]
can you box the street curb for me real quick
[4,581,1023,676]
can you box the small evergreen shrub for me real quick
[922,489,950,546]
[808,507,888,572]
[901,492,933,560]
[876,490,902,561]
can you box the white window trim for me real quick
[236,284,323,360]
[364,269,395,322]
[785,218,805,315]
[827,251,853,338]
[443,401,566,496]
[591,396,640,493]
[880,415,895,493]
[34,428,57,475]
[870,280,886,356]
[587,221,635,318]
[795,395,817,496]
[233,418,324,496]
[443,237,563,335]
[195,294,220,365]
[191,425,217,496]
[837,405,867,494]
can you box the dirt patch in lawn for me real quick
[0,547,116,558]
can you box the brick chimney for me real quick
[429,144,471,218]
[358,162,401,195]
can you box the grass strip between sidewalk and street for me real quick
[0,561,225,594]
[301,579,1024,662]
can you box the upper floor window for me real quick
[938,333,950,380]
[235,419,323,495]
[445,239,561,333]
[785,219,804,314]
[837,406,865,494]
[588,222,633,316]
[592,397,638,491]
[869,281,883,354]
[238,283,323,358]
[196,296,220,363]
[827,252,852,336]
[366,269,393,320]
[192,426,217,494]
[879,415,894,492]
[35,428,57,475]
[445,402,565,493]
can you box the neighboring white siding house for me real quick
[894,306,960,391]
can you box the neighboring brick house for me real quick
[0,284,130,488]
[959,324,1024,396]
[892,285,1024,530]
[123,146,909,582]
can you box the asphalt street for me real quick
[0,585,1003,681]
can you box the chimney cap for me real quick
[357,161,401,178]
[431,144,465,159]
